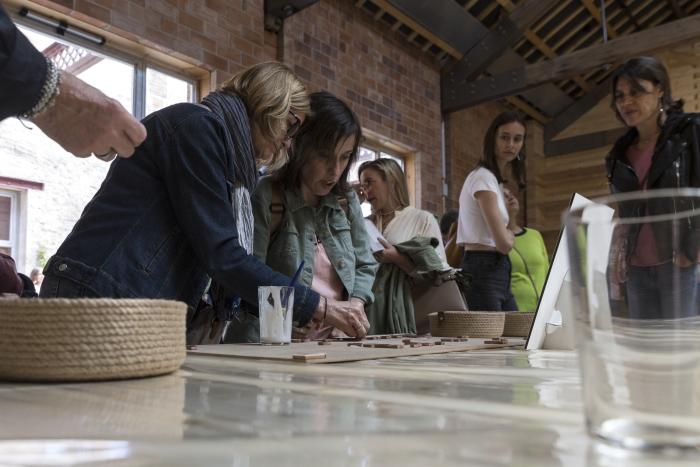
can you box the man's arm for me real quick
[0,5,46,120]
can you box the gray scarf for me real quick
[201,91,258,254]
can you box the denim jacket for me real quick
[42,103,320,325]
[252,176,377,304]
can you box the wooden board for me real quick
[188,337,525,364]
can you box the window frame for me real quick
[0,189,20,258]
[11,12,202,120]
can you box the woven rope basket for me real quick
[0,298,186,382]
[502,312,536,337]
[428,311,505,338]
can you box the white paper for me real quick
[363,219,386,253]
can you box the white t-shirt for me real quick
[383,206,449,270]
[457,166,509,247]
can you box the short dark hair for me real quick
[480,111,526,189]
[611,56,684,124]
[277,91,361,195]
[439,209,458,236]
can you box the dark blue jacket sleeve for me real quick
[0,6,47,120]
[160,112,320,326]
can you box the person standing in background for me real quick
[504,188,549,312]
[457,111,527,311]
[606,56,700,318]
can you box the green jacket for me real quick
[366,236,446,335]
[252,176,377,305]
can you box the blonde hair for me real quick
[221,61,310,169]
[358,157,410,212]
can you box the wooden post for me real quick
[525,120,544,230]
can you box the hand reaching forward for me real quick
[32,71,147,161]
[320,297,370,338]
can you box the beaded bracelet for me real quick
[21,58,61,120]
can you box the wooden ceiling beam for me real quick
[531,0,570,35]
[544,75,614,141]
[580,0,618,38]
[478,1,501,21]
[378,0,573,120]
[615,0,641,29]
[504,96,550,123]
[442,13,700,111]
[667,0,686,18]
[447,0,560,83]
[371,0,464,58]
[494,0,591,92]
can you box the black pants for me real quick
[461,251,518,311]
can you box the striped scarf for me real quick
[201,91,258,254]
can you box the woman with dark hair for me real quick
[457,111,527,311]
[226,91,375,341]
[606,56,700,318]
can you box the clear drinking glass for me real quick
[564,188,700,449]
[258,286,294,345]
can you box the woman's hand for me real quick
[374,238,415,274]
[321,298,370,338]
[374,238,401,264]
[674,253,694,268]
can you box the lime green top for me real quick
[508,228,549,312]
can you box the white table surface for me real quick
[0,349,698,466]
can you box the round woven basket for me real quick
[428,311,505,338]
[502,312,536,337]
[0,298,186,382]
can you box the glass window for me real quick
[18,26,134,113]
[0,21,198,273]
[350,145,406,217]
[380,152,405,171]
[146,67,195,116]
[348,147,377,183]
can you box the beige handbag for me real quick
[412,278,468,335]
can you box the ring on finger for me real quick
[94,149,117,162]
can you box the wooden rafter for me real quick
[615,0,641,29]
[464,0,480,11]
[452,0,561,83]
[580,0,618,38]
[496,0,591,92]
[370,0,463,58]
[368,0,555,122]
[442,13,700,111]
[478,1,500,22]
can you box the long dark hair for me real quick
[277,91,361,195]
[611,56,684,125]
[479,111,526,189]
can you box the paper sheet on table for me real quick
[363,219,386,253]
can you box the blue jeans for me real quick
[626,263,699,319]
[461,251,518,311]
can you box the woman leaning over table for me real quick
[40,62,369,340]
[457,111,527,311]
[226,91,375,342]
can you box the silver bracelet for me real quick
[20,58,61,120]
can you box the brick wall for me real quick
[282,0,444,214]
[1,0,502,270]
[12,0,277,78]
[444,101,507,210]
